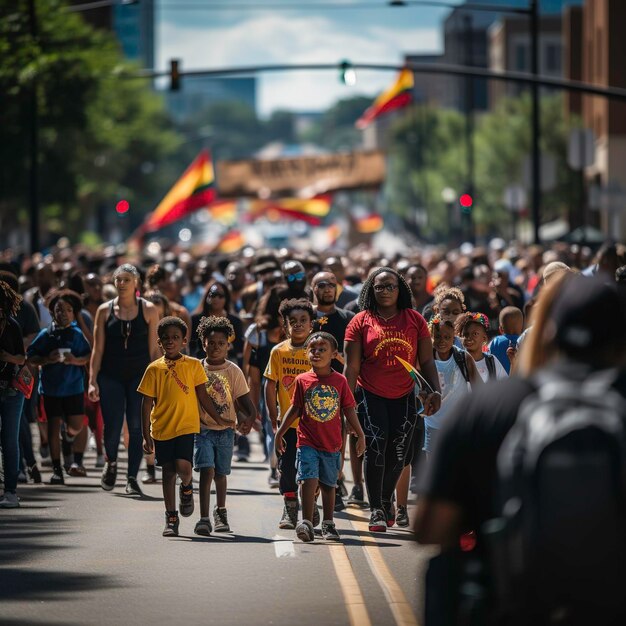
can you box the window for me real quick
[545,43,561,73]
[515,44,528,71]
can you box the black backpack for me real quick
[451,345,470,383]
[483,369,626,623]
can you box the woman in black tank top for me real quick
[88,264,159,496]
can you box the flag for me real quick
[207,199,237,225]
[140,150,216,233]
[356,69,414,129]
[355,213,384,234]
[326,223,342,246]
[215,229,245,254]
[246,195,332,226]
[395,355,433,393]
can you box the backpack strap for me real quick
[452,345,470,383]
[485,353,497,381]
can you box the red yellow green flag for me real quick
[355,213,384,234]
[215,229,245,254]
[356,69,414,129]
[247,195,332,226]
[140,150,216,233]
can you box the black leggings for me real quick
[278,427,298,495]
[356,386,418,510]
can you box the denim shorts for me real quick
[296,445,341,487]
[194,428,235,475]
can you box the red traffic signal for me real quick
[460,193,473,208]
[115,200,130,215]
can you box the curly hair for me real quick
[196,315,235,342]
[433,286,466,311]
[47,289,83,315]
[358,267,413,313]
[157,315,188,340]
[304,331,338,351]
[278,298,314,322]
[0,280,22,318]
[428,314,455,334]
[146,264,167,289]
[455,312,489,337]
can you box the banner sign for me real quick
[216,150,386,197]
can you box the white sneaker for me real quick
[0,492,20,508]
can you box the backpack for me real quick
[484,369,626,622]
[484,353,497,381]
[451,345,470,383]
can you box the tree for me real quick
[0,0,180,246]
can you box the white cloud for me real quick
[158,14,441,115]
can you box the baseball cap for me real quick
[551,275,626,354]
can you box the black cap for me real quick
[552,275,626,353]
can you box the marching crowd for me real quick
[0,237,625,624]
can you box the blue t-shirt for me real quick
[488,334,520,375]
[27,323,91,397]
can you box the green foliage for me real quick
[302,96,372,150]
[0,0,180,245]
[385,95,571,240]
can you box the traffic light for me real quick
[339,60,356,86]
[169,59,181,92]
[115,200,130,215]
[460,193,473,214]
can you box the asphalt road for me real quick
[0,438,436,626]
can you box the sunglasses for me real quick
[208,291,226,298]
[373,284,398,293]
[286,272,306,283]
[315,281,337,290]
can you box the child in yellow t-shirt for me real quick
[264,298,314,530]
[138,317,223,537]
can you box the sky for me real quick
[157,1,446,116]
[156,1,580,116]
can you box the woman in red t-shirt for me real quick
[344,267,441,532]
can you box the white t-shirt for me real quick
[474,354,508,383]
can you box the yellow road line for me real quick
[327,542,372,626]
[350,510,419,626]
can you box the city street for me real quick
[0,440,434,626]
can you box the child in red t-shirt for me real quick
[276,332,365,542]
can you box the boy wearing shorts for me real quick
[27,290,91,485]
[276,332,365,542]
[193,316,255,536]
[139,317,223,537]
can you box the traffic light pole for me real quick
[530,0,541,244]
[28,0,39,255]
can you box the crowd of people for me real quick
[0,236,625,623]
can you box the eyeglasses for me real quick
[315,281,337,290]
[208,291,226,298]
[286,272,306,283]
[373,284,398,293]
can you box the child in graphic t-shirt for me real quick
[276,332,365,543]
[193,316,255,536]
[138,317,223,538]
[264,298,315,530]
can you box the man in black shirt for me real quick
[311,271,354,373]
[415,276,626,625]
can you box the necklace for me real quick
[116,297,138,350]
[121,319,131,350]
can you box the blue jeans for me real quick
[0,390,25,493]
[98,373,143,479]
